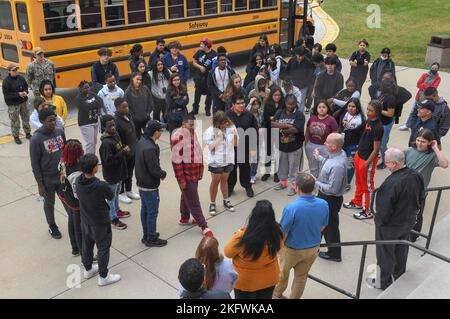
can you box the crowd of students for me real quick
[2,33,450,295]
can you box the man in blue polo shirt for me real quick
[273,173,329,299]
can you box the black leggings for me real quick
[153,96,166,122]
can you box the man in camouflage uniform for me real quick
[2,64,31,144]
[26,47,55,96]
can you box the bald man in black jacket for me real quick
[371,148,425,290]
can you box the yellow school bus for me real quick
[0,0,315,88]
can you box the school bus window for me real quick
[204,0,217,15]
[149,0,165,21]
[16,3,30,33]
[168,0,184,19]
[187,0,201,17]
[263,0,277,7]
[127,0,146,24]
[104,0,125,26]
[221,0,232,13]
[79,0,102,30]
[249,0,260,9]
[43,1,77,34]
[0,1,15,30]
[235,0,247,11]
[1,43,19,63]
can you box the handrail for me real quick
[370,185,450,251]
[308,239,450,299]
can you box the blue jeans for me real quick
[381,121,394,163]
[107,183,121,221]
[140,189,160,241]
[405,100,418,128]
[343,144,358,184]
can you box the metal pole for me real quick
[287,0,296,51]
[355,244,367,299]
[426,190,442,250]
[303,0,308,36]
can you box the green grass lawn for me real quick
[321,0,450,72]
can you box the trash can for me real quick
[425,35,450,67]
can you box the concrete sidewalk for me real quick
[0,60,449,299]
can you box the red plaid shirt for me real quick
[170,127,204,187]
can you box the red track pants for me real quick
[351,152,378,211]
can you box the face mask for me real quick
[381,55,388,61]
[430,70,438,75]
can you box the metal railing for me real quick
[370,185,450,251]
[308,240,450,299]
[307,185,450,299]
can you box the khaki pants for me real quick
[274,246,319,299]
[8,102,31,137]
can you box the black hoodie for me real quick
[99,132,128,184]
[76,175,114,226]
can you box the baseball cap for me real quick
[33,47,44,56]
[417,99,435,112]
[201,38,213,48]
[7,63,19,71]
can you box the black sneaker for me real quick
[343,201,363,210]
[205,109,211,116]
[141,233,160,244]
[274,173,280,183]
[72,248,80,257]
[49,225,62,239]
[304,108,310,114]
[377,162,386,170]
[145,238,168,247]
[111,218,127,230]
[223,199,235,212]
[353,210,374,220]
[209,203,217,216]
[25,133,32,139]
[14,136,22,144]
[245,187,254,198]
[261,174,271,181]
[189,109,198,115]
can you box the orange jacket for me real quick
[224,229,283,292]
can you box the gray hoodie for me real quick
[29,126,66,184]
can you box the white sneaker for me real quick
[126,191,141,200]
[83,264,99,279]
[398,124,409,131]
[119,193,132,204]
[250,176,256,184]
[98,273,121,286]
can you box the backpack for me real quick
[57,167,82,212]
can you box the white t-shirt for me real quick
[203,126,237,167]
[215,68,229,93]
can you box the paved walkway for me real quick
[1,7,449,299]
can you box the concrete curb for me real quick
[312,0,340,45]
